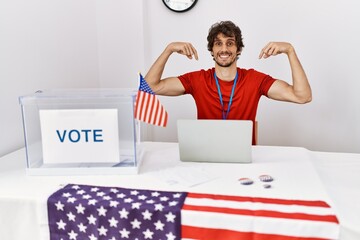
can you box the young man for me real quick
[144,21,312,144]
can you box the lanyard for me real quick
[214,71,238,120]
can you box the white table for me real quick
[310,151,360,240]
[0,142,359,239]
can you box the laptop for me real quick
[177,119,253,163]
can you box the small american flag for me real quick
[134,73,168,127]
[48,184,340,240]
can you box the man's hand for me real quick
[258,42,294,59]
[166,42,199,60]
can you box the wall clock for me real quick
[162,0,198,13]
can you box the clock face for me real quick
[162,0,198,13]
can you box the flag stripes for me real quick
[182,225,329,240]
[181,192,339,240]
[182,204,338,223]
[186,192,332,207]
[183,196,335,217]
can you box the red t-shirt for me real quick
[178,67,276,144]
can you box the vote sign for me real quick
[39,109,120,164]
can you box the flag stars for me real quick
[88,199,98,205]
[96,191,105,197]
[169,201,178,207]
[119,208,129,219]
[142,209,153,220]
[160,196,169,202]
[130,218,142,229]
[132,202,142,209]
[110,200,119,207]
[154,203,165,211]
[55,201,64,211]
[98,226,108,236]
[138,194,147,200]
[143,229,154,239]
[75,204,85,214]
[82,194,91,200]
[103,195,112,201]
[119,228,130,238]
[166,232,176,240]
[165,212,176,222]
[173,193,182,198]
[67,197,77,203]
[108,217,119,227]
[146,199,155,204]
[151,192,160,197]
[76,189,86,195]
[117,193,126,198]
[124,198,133,203]
[68,230,78,240]
[56,219,66,230]
[77,222,87,233]
[154,220,165,231]
[89,234,97,240]
[131,190,139,196]
[87,214,97,225]
[49,186,186,240]
[62,192,71,198]
[97,206,107,216]
[67,212,76,222]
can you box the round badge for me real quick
[259,175,274,182]
[238,178,254,185]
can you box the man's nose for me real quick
[220,44,228,51]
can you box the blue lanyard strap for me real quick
[214,71,238,120]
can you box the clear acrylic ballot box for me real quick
[19,89,141,175]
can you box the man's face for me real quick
[212,33,240,68]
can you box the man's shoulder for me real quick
[188,68,214,74]
[238,67,256,73]
[239,68,268,77]
[180,68,214,78]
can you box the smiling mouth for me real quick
[218,52,232,60]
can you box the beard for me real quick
[214,58,235,67]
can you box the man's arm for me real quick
[259,42,312,104]
[145,42,198,96]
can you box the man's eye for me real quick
[215,42,222,46]
[227,42,234,47]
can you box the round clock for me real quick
[162,0,198,13]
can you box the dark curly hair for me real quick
[207,21,244,54]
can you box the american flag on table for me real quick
[134,73,168,127]
[48,184,340,240]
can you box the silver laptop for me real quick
[177,119,253,163]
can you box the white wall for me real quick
[0,0,100,157]
[94,1,144,88]
[1,0,359,157]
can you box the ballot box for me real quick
[19,89,142,175]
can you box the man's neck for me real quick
[215,65,238,81]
